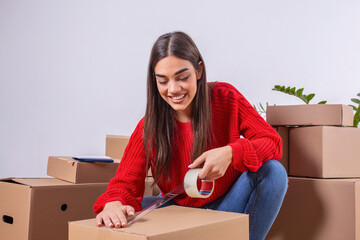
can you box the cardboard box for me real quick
[144,177,161,196]
[47,156,119,183]
[105,135,152,176]
[69,205,249,240]
[275,126,289,173]
[0,178,107,240]
[289,126,360,178]
[105,135,130,162]
[266,104,353,126]
[267,177,360,240]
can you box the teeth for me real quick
[172,94,185,100]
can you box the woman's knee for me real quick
[261,160,288,192]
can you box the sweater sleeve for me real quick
[93,118,147,213]
[220,84,282,172]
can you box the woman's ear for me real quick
[196,61,204,80]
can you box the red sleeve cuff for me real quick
[93,190,143,214]
[228,138,263,172]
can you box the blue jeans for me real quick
[142,160,288,240]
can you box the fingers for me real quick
[96,205,135,228]
[202,171,221,180]
[188,151,214,179]
[102,214,115,228]
[99,212,125,228]
[199,159,224,180]
[120,206,135,227]
[189,152,206,169]
[118,212,128,227]
[95,214,103,227]
[109,212,122,228]
[198,164,210,179]
[126,206,135,217]
[192,146,232,180]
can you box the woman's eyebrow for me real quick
[175,68,189,75]
[155,73,166,78]
[155,68,189,78]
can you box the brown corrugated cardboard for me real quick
[274,126,289,173]
[144,177,161,196]
[0,178,107,240]
[105,135,152,176]
[105,135,130,162]
[47,156,119,183]
[69,205,249,240]
[266,104,353,126]
[267,177,360,240]
[289,126,360,178]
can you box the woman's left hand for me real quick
[188,146,233,180]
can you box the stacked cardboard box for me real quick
[47,156,119,183]
[0,178,108,240]
[0,134,161,240]
[266,104,360,240]
[47,135,158,195]
[105,135,130,162]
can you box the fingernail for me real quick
[109,223,113,227]
[129,211,134,216]
[115,222,120,227]
[97,222,102,226]
[188,164,192,168]
[122,222,126,226]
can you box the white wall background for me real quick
[1,0,360,178]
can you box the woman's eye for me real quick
[158,80,167,85]
[178,76,189,81]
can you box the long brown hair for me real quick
[143,31,212,183]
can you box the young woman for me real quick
[94,31,288,240]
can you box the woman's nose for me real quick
[168,81,181,94]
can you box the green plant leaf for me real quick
[354,111,360,127]
[349,105,358,111]
[351,98,360,104]
[354,111,360,119]
[290,87,296,94]
[272,85,324,105]
[357,93,360,97]
[307,94,315,103]
[260,103,265,112]
[318,101,327,104]
[299,95,308,104]
[296,88,304,97]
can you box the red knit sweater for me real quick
[94,82,282,213]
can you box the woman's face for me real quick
[154,56,203,122]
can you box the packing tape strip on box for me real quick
[128,168,214,225]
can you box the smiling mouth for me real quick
[170,94,186,100]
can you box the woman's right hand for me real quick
[95,201,135,228]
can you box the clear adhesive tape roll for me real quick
[184,168,215,198]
